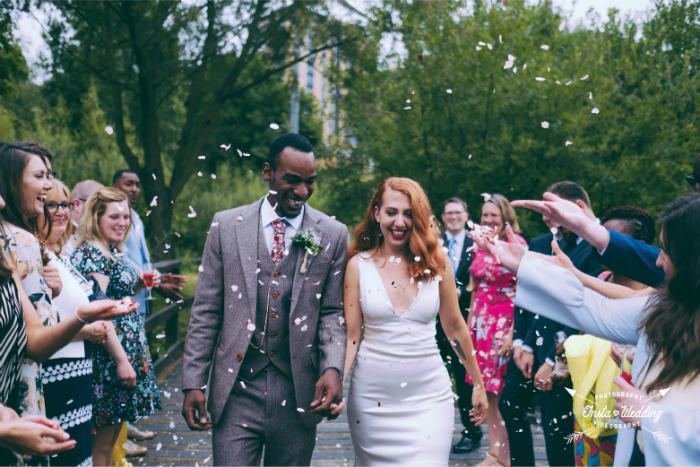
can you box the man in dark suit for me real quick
[437,197,483,453]
[181,133,347,465]
[500,181,603,466]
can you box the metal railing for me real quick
[146,257,199,375]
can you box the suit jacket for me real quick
[182,198,348,427]
[522,233,603,365]
[515,253,700,466]
[599,228,665,288]
[441,231,474,315]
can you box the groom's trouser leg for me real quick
[213,370,265,466]
[213,366,317,466]
[262,367,316,466]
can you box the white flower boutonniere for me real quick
[292,229,322,274]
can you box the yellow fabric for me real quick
[565,335,626,439]
[112,422,128,466]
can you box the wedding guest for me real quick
[344,177,488,465]
[39,179,137,466]
[569,206,654,466]
[71,187,162,466]
[490,191,700,465]
[466,193,526,466]
[63,180,104,256]
[0,183,138,465]
[438,197,483,453]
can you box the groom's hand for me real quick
[310,368,342,418]
[182,389,212,430]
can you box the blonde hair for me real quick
[41,179,74,253]
[482,193,521,239]
[77,187,131,259]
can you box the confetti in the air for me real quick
[187,205,197,218]
[535,76,546,82]
[270,123,280,130]
[540,44,550,50]
[149,196,158,207]
[541,121,550,129]
[198,154,206,160]
[580,74,589,81]
[220,144,231,151]
[105,125,114,135]
[591,107,600,114]
[565,140,573,146]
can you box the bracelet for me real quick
[73,308,89,324]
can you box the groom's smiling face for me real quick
[263,146,317,218]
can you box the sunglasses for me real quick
[46,202,73,213]
[687,174,699,187]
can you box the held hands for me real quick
[612,376,648,427]
[468,224,527,273]
[75,298,138,323]
[0,407,75,456]
[514,347,534,379]
[498,329,514,358]
[310,368,343,419]
[116,360,137,388]
[469,385,488,426]
[43,264,62,298]
[182,389,212,431]
[158,273,187,300]
[534,363,554,392]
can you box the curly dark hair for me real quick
[601,206,656,244]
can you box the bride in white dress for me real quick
[343,177,488,465]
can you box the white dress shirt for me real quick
[260,197,304,254]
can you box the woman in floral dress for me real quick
[71,187,161,467]
[466,193,527,467]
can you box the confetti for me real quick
[156,443,162,451]
[565,140,573,146]
[169,421,175,429]
[104,125,114,135]
[281,399,287,406]
[414,256,421,262]
[187,205,197,218]
[541,121,550,129]
[580,74,589,81]
[197,171,203,177]
[535,76,546,82]
[198,154,206,160]
[246,320,256,332]
[156,332,166,339]
[220,144,231,150]
[236,149,250,157]
[301,324,308,332]
[270,122,280,130]
[446,88,453,94]
[591,107,600,114]
[316,293,322,300]
[540,44,550,50]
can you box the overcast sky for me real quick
[15,0,657,81]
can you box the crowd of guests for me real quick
[1,133,699,467]
[0,140,185,465]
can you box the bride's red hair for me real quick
[349,177,446,280]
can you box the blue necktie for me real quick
[448,236,459,276]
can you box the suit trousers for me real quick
[213,366,316,466]
[499,359,574,466]
[436,326,482,440]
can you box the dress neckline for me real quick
[368,257,422,317]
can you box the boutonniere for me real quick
[292,229,322,274]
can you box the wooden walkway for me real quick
[132,360,548,466]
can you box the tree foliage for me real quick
[327,0,699,239]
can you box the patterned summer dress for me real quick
[465,234,527,393]
[71,242,161,427]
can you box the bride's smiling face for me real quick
[374,187,413,249]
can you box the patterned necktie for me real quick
[448,236,459,276]
[271,219,286,266]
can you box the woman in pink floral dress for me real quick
[466,193,527,467]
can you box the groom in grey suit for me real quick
[182,133,347,465]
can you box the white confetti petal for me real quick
[535,76,546,82]
[269,122,280,130]
[540,44,550,50]
[541,121,550,129]
[591,107,600,114]
[104,125,114,135]
[580,74,589,81]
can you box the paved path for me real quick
[132,361,548,466]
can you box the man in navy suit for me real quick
[500,182,603,466]
[437,197,483,453]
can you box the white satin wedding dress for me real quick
[347,253,455,465]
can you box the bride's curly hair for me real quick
[349,177,446,281]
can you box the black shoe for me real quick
[452,436,481,454]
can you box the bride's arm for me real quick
[342,255,363,382]
[437,262,488,425]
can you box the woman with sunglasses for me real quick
[0,142,139,465]
[71,187,161,467]
[38,179,137,466]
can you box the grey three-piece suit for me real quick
[182,198,348,465]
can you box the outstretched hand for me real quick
[310,368,343,419]
[158,273,187,300]
[468,224,528,273]
[0,408,75,456]
[76,298,138,323]
[469,386,488,426]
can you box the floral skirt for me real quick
[42,356,93,466]
[90,313,161,428]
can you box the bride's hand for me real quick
[469,385,488,426]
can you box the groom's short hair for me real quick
[268,133,314,169]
